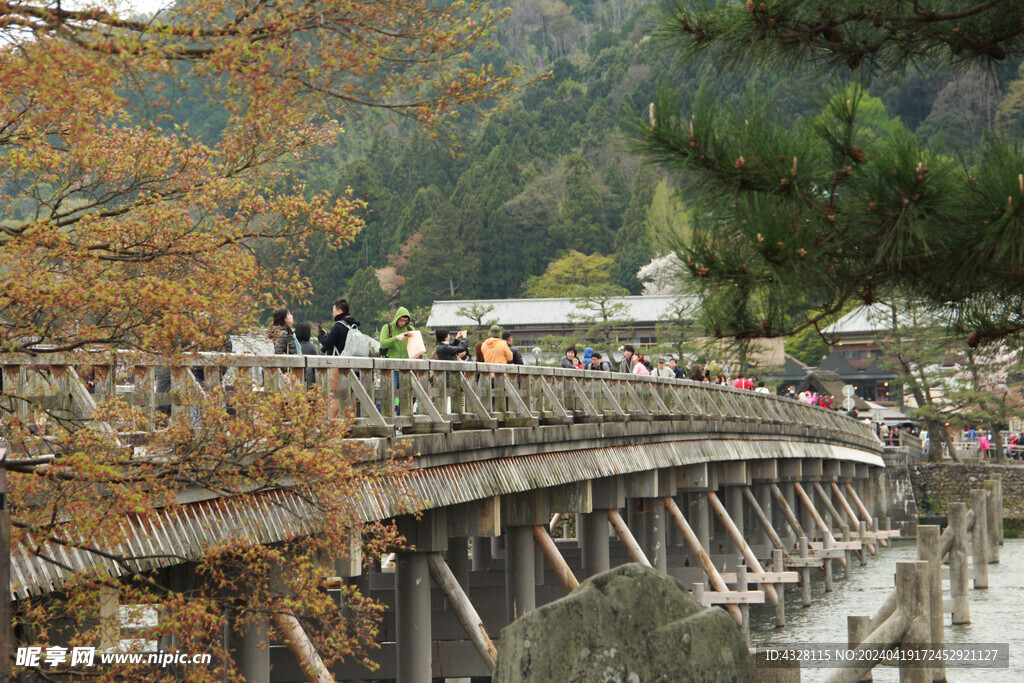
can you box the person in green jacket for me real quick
[379,306,416,359]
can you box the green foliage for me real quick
[654,0,1024,73]
[525,251,614,298]
[786,327,829,367]
[640,0,1024,347]
[399,202,480,309]
[556,155,612,251]
[274,0,1024,341]
[348,267,390,329]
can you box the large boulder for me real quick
[495,563,754,682]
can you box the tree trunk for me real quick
[991,423,1006,464]
[939,426,962,463]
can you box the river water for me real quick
[750,538,1022,681]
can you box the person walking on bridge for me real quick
[481,325,513,364]
[502,331,524,365]
[318,298,360,356]
[379,306,416,359]
[654,358,674,378]
[561,346,582,369]
[434,328,469,361]
[271,307,298,354]
[618,344,636,373]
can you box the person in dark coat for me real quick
[294,322,320,388]
[434,328,469,360]
[502,331,524,365]
[318,298,360,356]
[272,307,297,354]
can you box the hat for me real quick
[488,324,502,338]
[657,357,667,363]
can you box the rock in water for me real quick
[495,563,754,682]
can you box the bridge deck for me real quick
[2,353,883,600]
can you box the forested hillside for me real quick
[286,0,1024,330]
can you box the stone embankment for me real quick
[910,462,1024,535]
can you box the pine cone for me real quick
[967,331,981,349]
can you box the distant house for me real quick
[773,304,953,406]
[426,295,697,349]
[817,304,916,404]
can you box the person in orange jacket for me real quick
[481,325,513,364]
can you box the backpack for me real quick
[336,319,380,357]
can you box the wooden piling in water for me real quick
[969,489,989,589]
[799,537,811,606]
[772,549,786,628]
[663,496,743,625]
[857,521,870,564]
[737,564,750,645]
[983,479,1000,563]
[896,561,931,683]
[707,491,779,605]
[995,476,1004,545]
[916,525,945,683]
[947,502,970,624]
[794,481,847,569]
[842,525,854,578]
[846,616,873,683]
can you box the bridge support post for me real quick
[471,536,491,572]
[823,534,835,592]
[579,512,610,578]
[490,535,504,560]
[448,538,471,594]
[607,508,652,567]
[842,525,854,578]
[797,483,816,543]
[643,497,668,573]
[751,483,771,549]
[799,537,812,606]
[784,483,801,543]
[772,549,786,628]
[506,525,537,621]
[726,487,745,555]
[770,483,805,550]
[744,486,783,553]
[737,564,750,645]
[688,493,711,581]
[396,552,432,683]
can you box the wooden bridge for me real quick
[2,353,900,682]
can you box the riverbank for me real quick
[910,461,1024,536]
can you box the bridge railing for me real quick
[1,352,880,452]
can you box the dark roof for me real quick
[768,354,813,382]
[797,370,870,410]
[819,352,860,375]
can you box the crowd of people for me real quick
[268,303,799,401]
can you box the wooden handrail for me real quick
[1,352,882,450]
